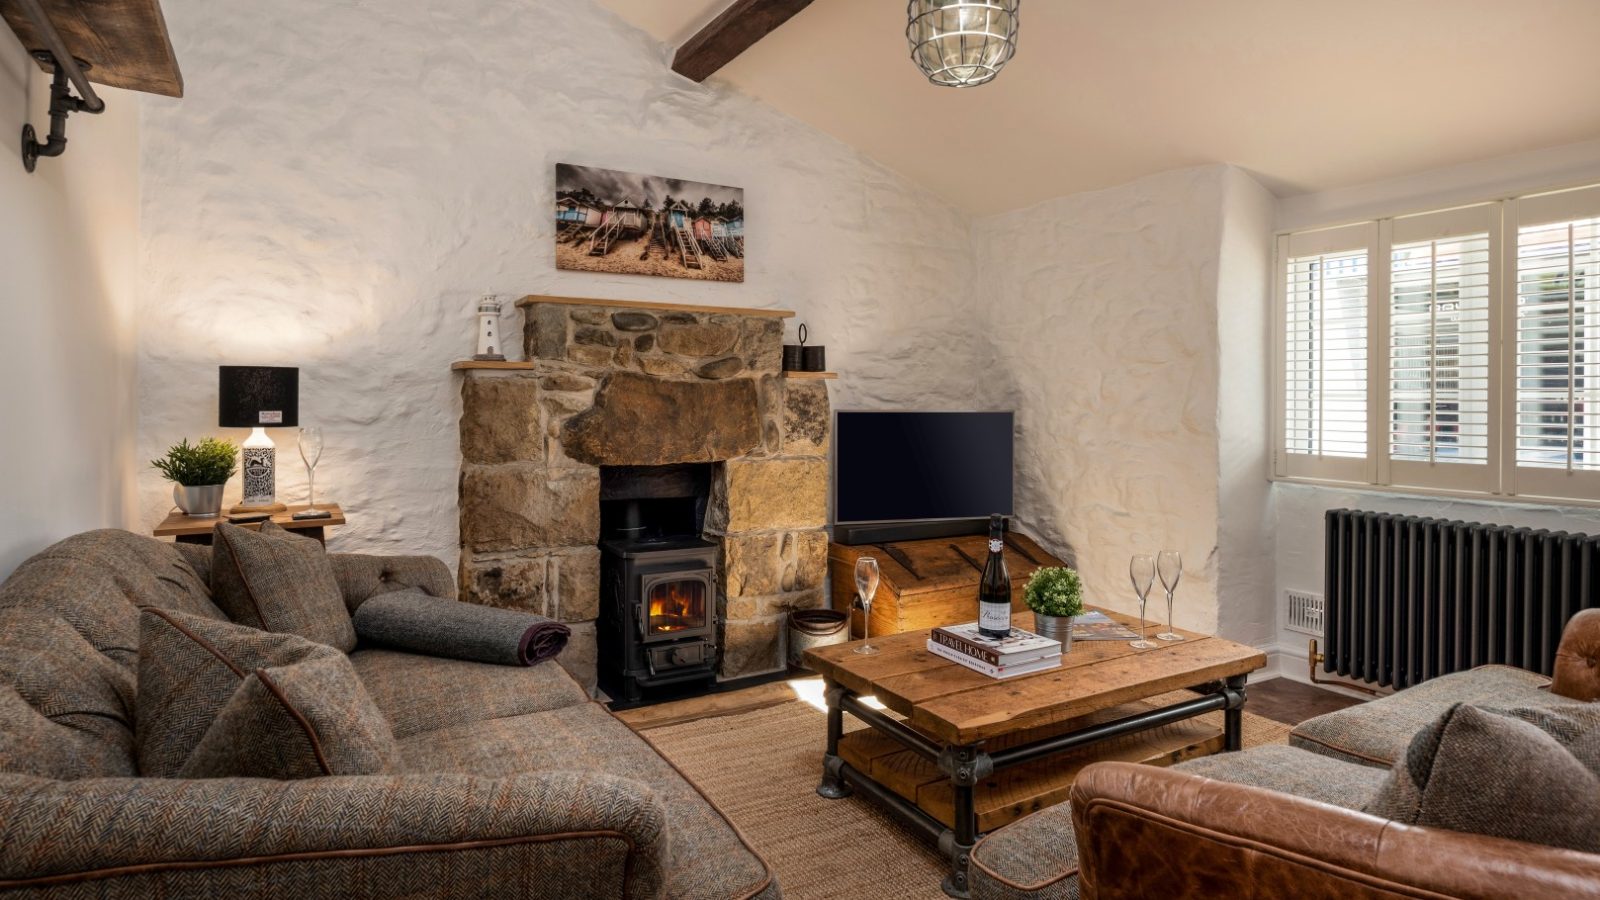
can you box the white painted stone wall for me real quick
[134,0,986,564]
[0,35,141,576]
[972,165,1270,635]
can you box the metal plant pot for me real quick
[1032,612,1074,653]
[787,608,850,669]
[173,483,226,518]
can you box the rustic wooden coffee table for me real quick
[804,609,1266,897]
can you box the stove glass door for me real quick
[646,577,707,636]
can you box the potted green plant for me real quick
[152,438,238,518]
[1024,566,1084,650]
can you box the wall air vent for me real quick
[1285,589,1324,637]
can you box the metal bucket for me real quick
[1033,613,1074,653]
[787,608,850,669]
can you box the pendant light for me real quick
[907,0,1020,88]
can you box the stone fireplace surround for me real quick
[457,296,831,694]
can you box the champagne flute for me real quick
[854,556,881,656]
[1156,550,1184,641]
[1129,554,1157,649]
[298,427,324,512]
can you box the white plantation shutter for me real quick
[1386,205,1496,492]
[1509,186,1600,500]
[1277,224,1374,482]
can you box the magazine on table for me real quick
[926,640,1061,679]
[1070,610,1140,641]
[929,622,1061,666]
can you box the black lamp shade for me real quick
[218,366,299,428]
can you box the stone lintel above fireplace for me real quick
[457,298,831,694]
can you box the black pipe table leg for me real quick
[1223,673,1248,752]
[817,683,852,799]
[937,744,992,898]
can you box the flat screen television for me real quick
[833,411,1013,544]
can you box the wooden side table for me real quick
[153,504,346,546]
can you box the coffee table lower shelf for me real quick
[816,677,1246,898]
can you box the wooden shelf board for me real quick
[783,371,837,380]
[1,0,183,97]
[517,294,794,319]
[452,360,537,371]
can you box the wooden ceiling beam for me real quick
[671,0,815,83]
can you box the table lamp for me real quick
[219,365,298,514]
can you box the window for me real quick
[1273,185,1600,505]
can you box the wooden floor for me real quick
[614,674,1364,732]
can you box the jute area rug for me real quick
[641,689,1293,900]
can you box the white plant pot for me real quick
[173,483,226,518]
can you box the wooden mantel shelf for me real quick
[452,360,537,371]
[0,0,183,97]
[517,295,794,318]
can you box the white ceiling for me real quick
[596,0,1600,216]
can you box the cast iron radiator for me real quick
[1323,509,1600,690]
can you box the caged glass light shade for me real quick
[907,0,1020,88]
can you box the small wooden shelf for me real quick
[517,295,795,318]
[452,360,537,371]
[2,0,183,97]
[784,371,837,380]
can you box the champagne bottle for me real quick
[977,514,1012,639]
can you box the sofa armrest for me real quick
[328,552,456,614]
[1070,762,1600,900]
[0,770,667,899]
[1552,608,1600,701]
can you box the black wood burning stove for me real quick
[596,465,719,703]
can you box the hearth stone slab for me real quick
[460,464,600,552]
[710,458,828,533]
[460,546,601,622]
[561,371,762,466]
[460,376,544,465]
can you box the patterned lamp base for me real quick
[230,429,287,514]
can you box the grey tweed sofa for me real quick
[0,529,778,899]
[966,613,1600,899]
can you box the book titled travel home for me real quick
[926,640,1061,679]
[930,623,1060,666]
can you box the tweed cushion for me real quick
[970,800,1080,900]
[0,769,670,899]
[1363,703,1600,852]
[398,701,778,900]
[211,521,356,651]
[1289,665,1569,767]
[1170,743,1386,810]
[349,649,589,739]
[180,650,399,779]
[135,608,328,776]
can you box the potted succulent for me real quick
[152,438,238,518]
[1024,566,1084,650]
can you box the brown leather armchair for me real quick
[1069,760,1600,899]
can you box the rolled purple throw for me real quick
[353,589,570,667]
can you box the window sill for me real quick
[1267,474,1600,513]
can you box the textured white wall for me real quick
[0,35,141,576]
[974,166,1246,634]
[1213,169,1277,647]
[135,0,985,564]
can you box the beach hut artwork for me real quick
[554,163,745,282]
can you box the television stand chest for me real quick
[828,533,1065,638]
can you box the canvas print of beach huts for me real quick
[555,163,745,282]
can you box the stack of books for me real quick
[928,623,1062,679]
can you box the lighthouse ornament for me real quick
[474,295,506,361]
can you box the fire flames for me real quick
[648,580,705,634]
